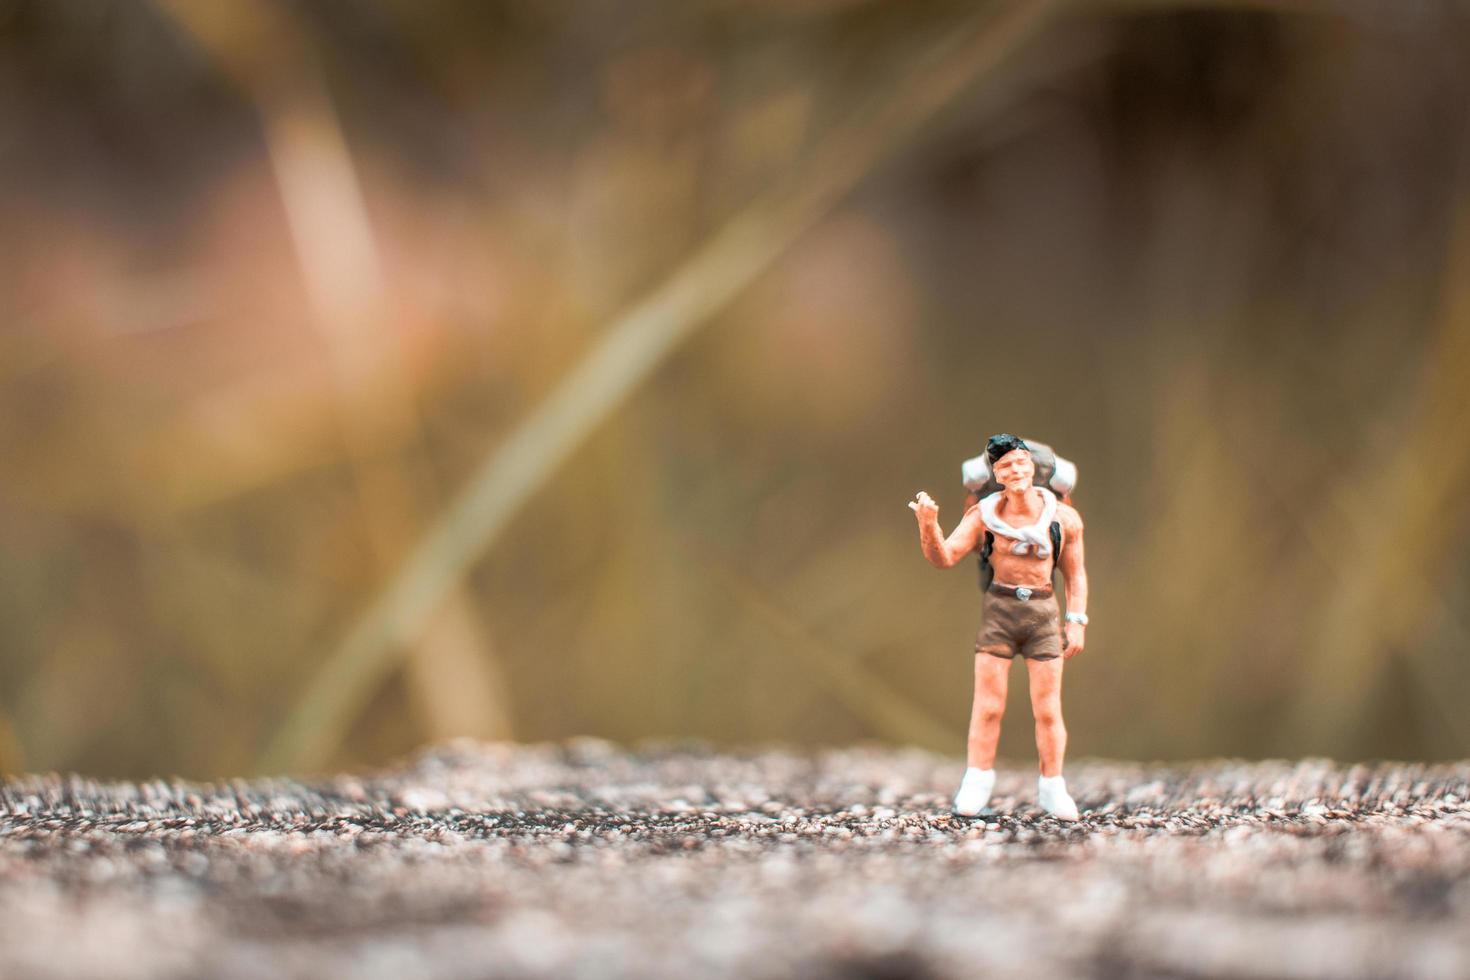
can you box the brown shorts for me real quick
[976,590,1063,661]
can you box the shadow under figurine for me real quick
[909,434,1089,820]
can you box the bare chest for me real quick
[981,518,1059,587]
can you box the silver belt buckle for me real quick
[1014,586,1033,602]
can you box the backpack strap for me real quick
[1050,520,1065,594]
[977,531,995,591]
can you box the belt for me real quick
[988,583,1054,601]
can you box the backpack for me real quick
[963,437,1075,592]
[961,438,1076,500]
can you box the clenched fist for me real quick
[1063,622,1086,659]
[908,491,939,524]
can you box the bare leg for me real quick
[1027,657,1066,777]
[967,653,1011,769]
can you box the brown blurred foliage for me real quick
[1,0,1468,779]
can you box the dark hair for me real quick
[985,433,1030,465]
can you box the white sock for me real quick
[953,767,996,816]
[1037,774,1079,821]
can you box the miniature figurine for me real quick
[909,434,1088,820]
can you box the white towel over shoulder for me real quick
[979,487,1058,556]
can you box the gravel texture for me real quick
[3,741,1470,979]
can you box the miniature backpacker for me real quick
[961,438,1076,591]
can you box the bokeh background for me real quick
[2,0,1468,781]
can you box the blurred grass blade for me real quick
[258,0,1061,773]
[1289,148,1470,750]
[707,558,955,750]
[154,0,514,759]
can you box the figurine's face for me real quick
[992,448,1035,491]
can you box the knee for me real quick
[973,702,1005,729]
[1033,702,1063,729]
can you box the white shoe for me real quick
[953,767,996,816]
[1038,774,1079,821]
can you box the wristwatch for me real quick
[1064,611,1089,626]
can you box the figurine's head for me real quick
[986,433,1034,492]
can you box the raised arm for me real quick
[1057,503,1088,658]
[909,491,985,568]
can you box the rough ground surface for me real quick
[3,743,1469,980]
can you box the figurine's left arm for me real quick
[1058,504,1088,659]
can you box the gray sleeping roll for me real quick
[962,438,1077,498]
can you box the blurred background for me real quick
[1,0,1468,781]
